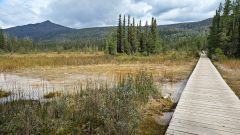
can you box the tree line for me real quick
[0,28,34,53]
[208,0,240,57]
[0,27,105,53]
[107,15,162,55]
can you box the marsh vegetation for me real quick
[215,58,240,98]
[0,51,196,134]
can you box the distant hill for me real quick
[4,21,75,41]
[158,18,212,30]
[4,18,212,43]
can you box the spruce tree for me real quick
[0,27,4,50]
[122,15,126,53]
[149,17,157,53]
[124,15,131,54]
[107,31,117,55]
[143,21,149,54]
[138,20,144,53]
[117,14,123,53]
[131,17,138,53]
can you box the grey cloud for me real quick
[0,0,224,28]
[42,0,124,28]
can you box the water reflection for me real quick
[160,80,187,103]
[0,73,110,103]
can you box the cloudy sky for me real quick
[0,0,223,29]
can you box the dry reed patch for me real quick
[216,59,240,97]
[0,52,196,71]
[12,62,195,84]
[139,98,173,135]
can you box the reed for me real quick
[215,58,240,97]
[0,72,173,134]
[0,51,196,71]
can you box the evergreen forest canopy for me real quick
[107,14,207,55]
[208,0,240,57]
[107,15,162,55]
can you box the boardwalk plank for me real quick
[165,56,240,135]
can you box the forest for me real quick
[107,15,208,55]
[208,0,240,57]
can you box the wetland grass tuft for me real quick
[0,90,11,98]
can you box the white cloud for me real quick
[0,0,224,29]
[0,0,51,28]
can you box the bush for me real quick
[212,48,226,61]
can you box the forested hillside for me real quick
[0,18,211,52]
[4,18,211,42]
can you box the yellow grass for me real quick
[0,51,195,71]
[216,59,240,97]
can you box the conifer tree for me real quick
[138,20,144,53]
[122,15,126,53]
[0,27,4,50]
[208,0,240,57]
[131,17,138,53]
[117,14,123,53]
[124,15,131,54]
[107,31,117,55]
[143,21,149,54]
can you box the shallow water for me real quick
[155,112,174,125]
[0,73,54,102]
[0,73,187,105]
[0,73,111,102]
[160,80,187,103]
[157,80,187,126]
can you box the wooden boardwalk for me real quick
[165,56,240,135]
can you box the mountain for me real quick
[4,20,75,41]
[158,18,212,30]
[3,18,212,42]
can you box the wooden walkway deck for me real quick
[165,56,240,135]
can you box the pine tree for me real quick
[208,10,221,55]
[107,31,117,55]
[208,1,240,57]
[149,17,157,53]
[138,20,144,53]
[131,17,138,53]
[223,0,231,16]
[0,27,4,50]
[154,19,162,53]
[143,21,149,54]
[122,15,126,53]
[124,15,131,54]
[117,14,123,53]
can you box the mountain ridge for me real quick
[3,18,212,42]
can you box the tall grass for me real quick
[216,58,240,98]
[0,51,196,71]
[0,72,161,134]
